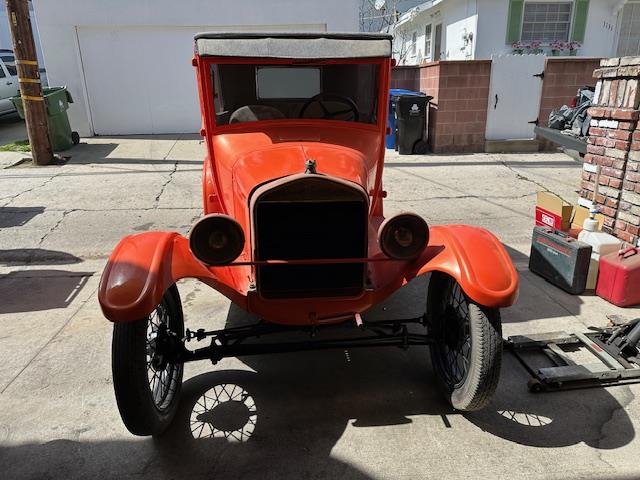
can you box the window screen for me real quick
[257,67,320,99]
[521,2,572,42]
[617,2,640,56]
[424,24,432,59]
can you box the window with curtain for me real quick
[411,31,417,56]
[521,2,572,42]
[424,24,432,59]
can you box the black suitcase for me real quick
[529,226,592,294]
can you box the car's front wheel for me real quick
[427,273,502,411]
[112,285,184,436]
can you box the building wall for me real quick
[398,0,479,64]
[395,0,621,64]
[32,0,359,136]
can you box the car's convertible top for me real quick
[194,32,393,59]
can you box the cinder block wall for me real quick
[419,63,440,152]
[537,57,602,150]
[429,61,491,153]
[582,57,640,245]
[390,61,491,153]
[390,66,420,91]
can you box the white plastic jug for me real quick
[578,208,621,290]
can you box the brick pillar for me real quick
[582,57,640,245]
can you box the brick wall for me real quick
[390,61,490,153]
[390,66,420,91]
[582,57,640,245]
[538,57,602,150]
[420,63,440,152]
[429,61,491,153]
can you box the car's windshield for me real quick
[211,63,379,126]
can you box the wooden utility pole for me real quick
[5,0,52,165]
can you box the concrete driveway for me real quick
[1,136,639,479]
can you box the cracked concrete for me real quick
[1,137,640,479]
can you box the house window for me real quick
[424,24,432,59]
[521,2,572,42]
[411,31,417,56]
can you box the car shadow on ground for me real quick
[150,300,634,475]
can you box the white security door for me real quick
[77,24,326,135]
[485,54,545,140]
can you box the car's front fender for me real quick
[404,225,519,308]
[98,232,246,323]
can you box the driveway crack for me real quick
[498,159,573,203]
[153,136,182,208]
[37,209,76,247]
[1,172,60,207]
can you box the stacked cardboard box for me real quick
[535,191,604,236]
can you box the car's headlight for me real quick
[378,213,429,260]
[189,214,245,265]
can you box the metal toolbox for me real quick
[529,226,592,294]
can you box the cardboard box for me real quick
[571,205,605,231]
[535,192,573,231]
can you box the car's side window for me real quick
[0,65,6,79]
[1,56,16,76]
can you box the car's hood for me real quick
[231,143,370,201]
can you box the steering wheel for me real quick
[299,93,360,122]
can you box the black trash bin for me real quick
[393,94,432,154]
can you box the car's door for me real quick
[0,54,19,113]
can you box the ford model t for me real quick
[99,33,519,436]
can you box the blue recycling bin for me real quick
[386,88,427,149]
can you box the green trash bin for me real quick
[11,86,80,152]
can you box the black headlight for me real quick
[189,214,245,265]
[378,213,429,260]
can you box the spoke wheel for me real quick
[146,303,182,412]
[428,273,502,411]
[112,285,184,436]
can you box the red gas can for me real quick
[596,247,640,307]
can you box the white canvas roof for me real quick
[194,32,393,59]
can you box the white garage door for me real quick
[77,24,326,135]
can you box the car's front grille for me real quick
[253,176,368,299]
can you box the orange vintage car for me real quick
[99,32,519,436]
